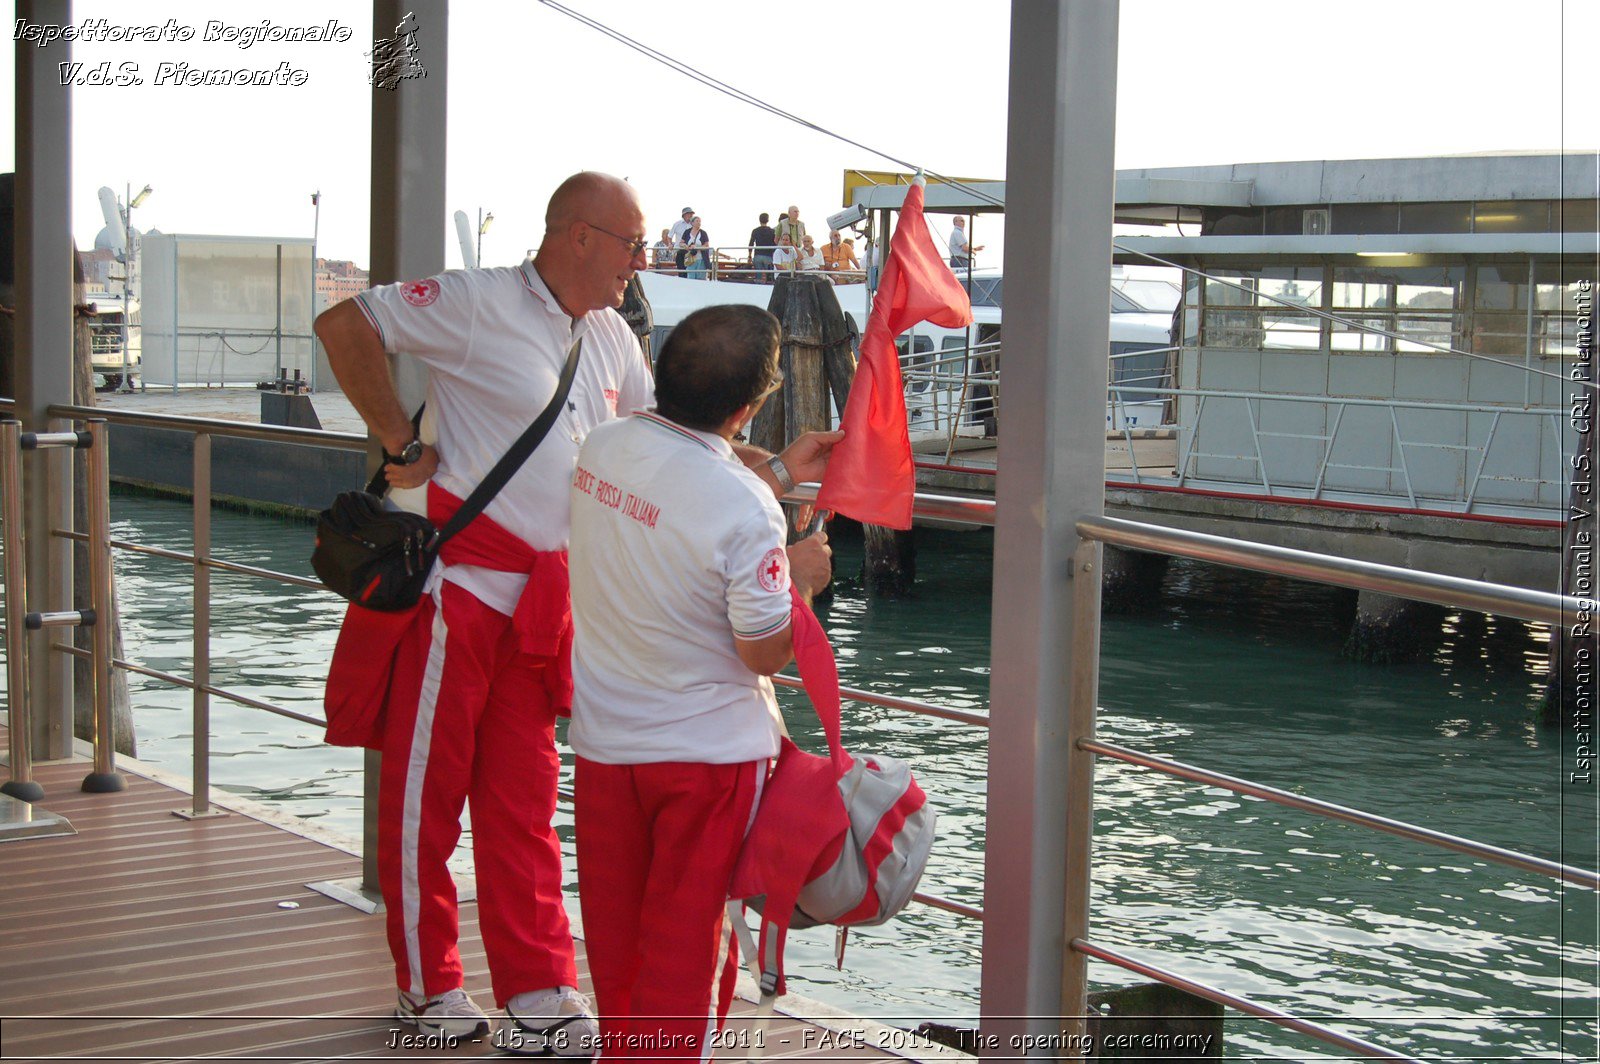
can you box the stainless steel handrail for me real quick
[47,402,368,450]
[785,482,998,528]
[1072,938,1421,1062]
[50,642,326,728]
[770,674,990,728]
[1078,514,1571,626]
[1081,738,1599,890]
[55,532,328,592]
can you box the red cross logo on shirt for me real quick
[757,547,788,593]
[400,278,440,306]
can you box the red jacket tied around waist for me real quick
[323,483,574,749]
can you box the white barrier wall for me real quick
[142,234,315,387]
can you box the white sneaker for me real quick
[395,986,490,1040]
[499,985,599,1057]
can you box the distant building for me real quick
[316,257,369,307]
[77,246,119,294]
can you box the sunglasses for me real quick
[584,221,649,257]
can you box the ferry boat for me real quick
[81,289,142,391]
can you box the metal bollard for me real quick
[0,420,42,802]
[79,421,123,794]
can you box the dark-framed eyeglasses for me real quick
[584,221,649,257]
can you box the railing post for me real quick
[80,419,124,793]
[984,1,1117,1054]
[175,432,223,819]
[1061,537,1102,1039]
[0,420,41,802]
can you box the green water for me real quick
[108,491,1597,1061]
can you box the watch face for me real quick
[401,440,424,464]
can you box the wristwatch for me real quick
[385,438,425,466]
[765,455,795,493]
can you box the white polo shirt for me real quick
[357,264,655,613]
[568,412,790,765]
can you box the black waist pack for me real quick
[312,492,440,612]
[310,336,583,612]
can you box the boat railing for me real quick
[646,245,867,284]
[1109,386,1567,517]
[18,404,1595,1060]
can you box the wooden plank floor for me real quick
[0,744,950,1062]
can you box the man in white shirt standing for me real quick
[948,215,983,270]
[568,304,832,1061]
[670,206,695,275]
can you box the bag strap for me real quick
[728,901,778,1061]
[787,588,853,780]
[432,336,583,548]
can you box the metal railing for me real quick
[0,418,124,802]
[1127,387,1569,515]
[18,406,1593,1060]
[647,244,867,284]
[43,403,366,820]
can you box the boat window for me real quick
[1110,289,1144,313]
[1330,264,1463,355]
[1200,265,1325,352]
[1474,263,1576,357]
[960,275,1003,307]
[1558,199,1599,232]
[1398,201,1473,234]
[1472,200,1551,234]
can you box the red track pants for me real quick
[378,580,577,1006]
[575,758,763,1061]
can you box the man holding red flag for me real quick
[816,176,974,530]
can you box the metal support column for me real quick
[357,0,448,904]
[15,0,77,762]
[0,421,40,801]
[79,420,123,793]
[174,433,225,820]
[981,1,1119,1053]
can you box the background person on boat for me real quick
[652,229,675,273]
[822,230,859,274]
[748,212,777,283]
[315,169,842,1052]
[798,234,824,272]
[776,204,807,250]
[772,234,798,274]
[671,206,694,274]
[680,215,712,280]
[948,216,982,269]
[567,303,833,1060]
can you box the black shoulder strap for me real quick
[432,335,584,548]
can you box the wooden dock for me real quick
[0,735,959,1062]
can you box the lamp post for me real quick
[120,183,152,393]
[477,208,494,267]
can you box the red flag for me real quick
[816,181,973,529]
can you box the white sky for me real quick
[2,0,1595,269]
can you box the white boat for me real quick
[81,288,142,391]
[637,267,1176,437]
